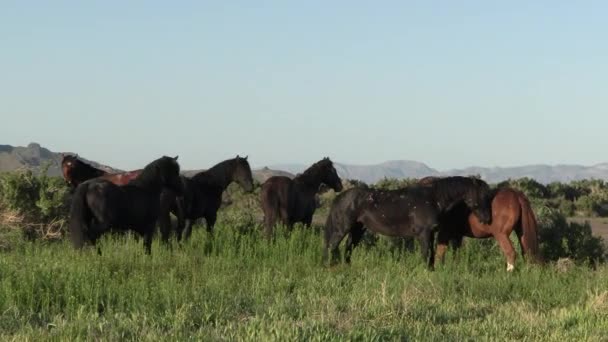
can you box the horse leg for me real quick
[158,210,172,246]
[435,230,450,264]
[143,229,155,255]
[494,232,517,272]
[450,236,464,261]
[182,219,194,241]
[263,211,276,239]
[344,224,364,264]
[418,228,436,270]
[323,228,350,266]
[205,212,217,235]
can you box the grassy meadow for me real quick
[0,219,607,341]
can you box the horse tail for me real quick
[260,182,279,238]
[69,182,91,249]
[517,191,541,263]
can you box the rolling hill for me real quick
[1,143,608,184]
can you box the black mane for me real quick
[130,156,180,190]
[430,176,490,210]
[62,155,105,186]
[192,158,238,189]
[295,158,334,188]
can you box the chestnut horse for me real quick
[261,157,343,238]
[60,154,142,188]
[419,176,540,271]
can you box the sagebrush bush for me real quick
[534,204,606,265]
[0,165,69,240]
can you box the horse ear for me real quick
[236,154,240,159]
[244,155,248,160]
[173,155,179,161]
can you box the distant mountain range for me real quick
[265,160,608,184]
[1,143,608,184]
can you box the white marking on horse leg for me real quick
[506,263,515,272]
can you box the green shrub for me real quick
[534,205,606,265]
[0,165,69,240]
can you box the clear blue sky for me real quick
[1,1,606,171]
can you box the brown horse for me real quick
[261,157,343,238]
[421,177,541,271]
[61,154,142,188]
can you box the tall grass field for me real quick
[0,220,607,341]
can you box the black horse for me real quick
[69,156,183,254]
[323,176,493,269]
[159,155,254,242]
[261,157,343,238]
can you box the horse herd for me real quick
[61,154,541,272]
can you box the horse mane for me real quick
[191,157,241,188]
[430,176,489,207]
[129,156,179,188]
[62,155,106,184]
[62,155,105,174]
[295,158,333,187]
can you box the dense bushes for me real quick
[0,167,69,240]
[534,203,606,265]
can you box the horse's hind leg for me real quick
[263,212,276,239]
[205,212,217,235]
[344,223,364,264]
[323,230,348,266]
[450,236,463,261]
[494,232,516,272]
[435,230,450,265]
[182,219,194,241]
[418,227,436,270]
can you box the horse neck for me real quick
[128,168,164,193]
[74,164,106,183]
[431,181,470,211]
[294,168,323,193]
[195,160,234,190]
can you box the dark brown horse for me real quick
[159,155,254,242]
[420,176,541,271]
[61,154,142,188]
[68,156,183,254]
[261,157,343,238]
[324,176,493,269]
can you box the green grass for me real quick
[0,223,607,341]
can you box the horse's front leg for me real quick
[142,224,155,255]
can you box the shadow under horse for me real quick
[419,177,541,271]
[158,155,254,242]
[60,154,143,188]
[323,176,493,269]
[261,157,343,238]
[68,156,183,254]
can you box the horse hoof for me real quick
[506,263,515,272]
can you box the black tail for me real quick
[261,185,279,239]
[69,182,91,249]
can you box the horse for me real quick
[420,176,541,271]
[435,189,540,272]
[60,154,142,188]
[261,157,343,238]
[323,176,493,269]
[68,156,183,254]
[158,155,254,242]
